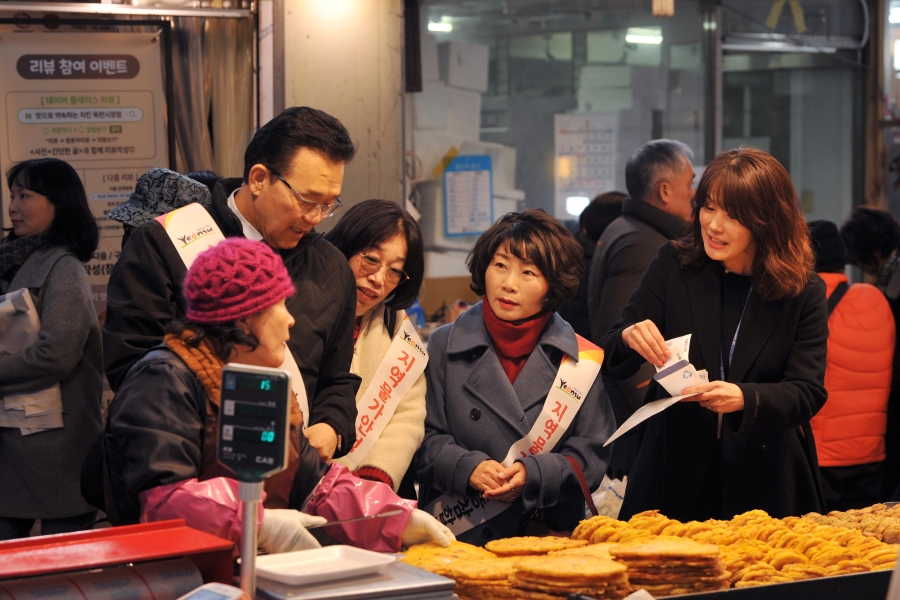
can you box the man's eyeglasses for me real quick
[273,172,343,219]
[358,252,409,286]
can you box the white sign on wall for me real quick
[554,112,618,220]
[0,32,168,321]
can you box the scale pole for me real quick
[239,481,264,597]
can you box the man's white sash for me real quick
[155,202,310,426]
[426,335,603,536]
[343,314,428,470]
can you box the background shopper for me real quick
[0,158,102,539]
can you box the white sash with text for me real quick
[343,315,428,470]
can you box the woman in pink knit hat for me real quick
[99,238,453,554]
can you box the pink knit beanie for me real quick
[183,238,295,324]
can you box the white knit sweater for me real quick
[333,304,426,491]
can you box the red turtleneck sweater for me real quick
[481,300,551,384]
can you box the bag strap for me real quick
[564,454,599,517]
[827,281,849,317]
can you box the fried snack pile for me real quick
[803,503,900,543]
[400,540,496,576]
[608,538,729,596]
[509,555,633,600]
[573,508,898,589]
[486,536,587,556]
[449,557,523,600]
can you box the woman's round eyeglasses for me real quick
[272,172,343,219]
[358,252,409,286]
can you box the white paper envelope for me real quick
[654,360,701,397]
[656,334,692,373]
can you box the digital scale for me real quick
[217,363,292,597]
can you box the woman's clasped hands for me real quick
[469,460,526,503]
[622,319,745,414]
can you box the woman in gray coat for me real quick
[416,210,615,546]
[0,158,102,539]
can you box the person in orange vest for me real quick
[809,220,895,511]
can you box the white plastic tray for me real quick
[255,546,396,586]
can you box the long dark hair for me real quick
[467,209,584,314]
[675,148,813,301]
[324,198,424,310]
[6,158,99,262]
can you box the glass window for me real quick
[720,0,866,223]
[413,1,706,224]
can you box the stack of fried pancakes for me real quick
[608,537,729,597]
[508,555,634,600]
[449,557,522,600]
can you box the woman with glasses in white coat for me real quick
[325,199,426,498]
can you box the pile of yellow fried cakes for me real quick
[401,508,899,598]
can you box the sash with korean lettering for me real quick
[155,202,310,427]
[426,335,604,536]
[342,314,428,470]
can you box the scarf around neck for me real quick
[0,231,52,280]
[165,330,303,427]
[481,299,551,384]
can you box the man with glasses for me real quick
[103,107,360,461]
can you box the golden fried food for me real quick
[486,536,587,556]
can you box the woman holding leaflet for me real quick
[417,209,614,545]
[600,148,828,522]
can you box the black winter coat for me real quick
[600,243,828,521]
[102,179,360,456]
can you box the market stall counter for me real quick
[401,505,900,599]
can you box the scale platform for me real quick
[255,561,456,600]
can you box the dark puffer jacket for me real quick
[105,347,328,522]
[102,178,360,456]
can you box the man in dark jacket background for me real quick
[103,107,360,462]
[587,139,694,478]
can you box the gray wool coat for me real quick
[416,302,615,544]
[0,245,103,519]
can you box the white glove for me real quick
[401,509,455,548]
[259,509,326,554]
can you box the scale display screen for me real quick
[217,364,291,482]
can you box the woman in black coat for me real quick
[601,148,828,522]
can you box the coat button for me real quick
[470,408,481,420]
[760,443,768,451]
[482,527,494,540]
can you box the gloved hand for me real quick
[401,509,455,548]
[259,509,326,554]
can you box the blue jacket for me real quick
[416,302,614,544]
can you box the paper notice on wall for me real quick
[442,154,493,236]
[554,112,618,220]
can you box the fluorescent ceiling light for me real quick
[891,8,900,24]
[626,27,662,45]
[566,196,590,216]
[428,22,452,32]
[895,40,900,70]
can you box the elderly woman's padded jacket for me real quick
[416,302,615,544]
